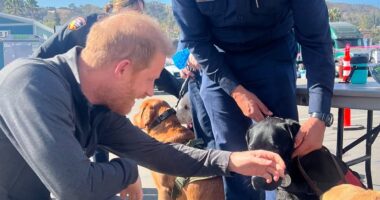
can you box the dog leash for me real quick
[296,147,346,196]
[174,76,190,108]
[175,66,195,108]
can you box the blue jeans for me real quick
[200,55,298,200]
[188,71,216,149]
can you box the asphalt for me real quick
[112,78,380,199]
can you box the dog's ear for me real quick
[141,104,158,130]
[133,102,146,128]
[284,118,300,139]
[133,101,156,129]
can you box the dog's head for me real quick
[175,92,192,126]
[246,117,300,191]
[246,117,299,163]
[133,98,194,143]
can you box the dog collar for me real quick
[148,108,177,130]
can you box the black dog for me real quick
[246,117,365,200]
[246,117,318,200]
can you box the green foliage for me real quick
[4,1,378,43]
[329,8,342,22]
[43,10,60,28]
[145,1,180,39]
[24,0,38,18]
[4,0,24,15]
[0,0,179,39]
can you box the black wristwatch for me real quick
[310,112,334,127]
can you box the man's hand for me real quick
[292,118,325,158]
[119,176,143,200]
[187,53,200,70]
[228,150,286,184]
[180,68,195,79]
[180,53,200,79]
[231,85,272,122]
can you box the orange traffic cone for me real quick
[338,44,364,130]
[343,108,351,127]
[343,107,364,130]
[342,44,351,82]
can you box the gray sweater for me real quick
[0,47,231,200]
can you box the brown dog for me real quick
[321,184,380,200]
[133,98,224,200]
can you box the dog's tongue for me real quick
[187,123,193,129]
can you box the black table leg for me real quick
[366,110,373,189]
[337,108,344,159]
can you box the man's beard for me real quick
[108,96,135,115]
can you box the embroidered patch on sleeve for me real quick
[68,17,86,30]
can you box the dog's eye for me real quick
[184,105,188,110]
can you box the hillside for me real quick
[327,2,380,42]
[328,0,380,8]
[1,1,380,42]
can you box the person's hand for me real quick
[292,118,325,158]
[187,53,200,70]
[228,150,286,184]
[119,176,143,200]
[180,68,195,79]
[231,85,273,122]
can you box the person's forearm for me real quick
[291,0,335,113]
[173,0,239,95]
[154,68,182,98]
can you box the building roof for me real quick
[0,12,53,35]
[329,21,362,39]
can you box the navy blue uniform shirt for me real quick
[173,0,335,114]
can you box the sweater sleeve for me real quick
[97,112,231,178]
[0,62,138,200]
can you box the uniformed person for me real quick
[173,0,335,199]
[33,0,181,99]
[33,0,182,164]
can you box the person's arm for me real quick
[0,62,138,200]
[173,1,272,121]
[33,14,97,59]
[154,68,182,98]
[172,0,239,95]
[96,111,285,182]
[97,113,231,177]
[292,0,335,114]
[291,0,335,157]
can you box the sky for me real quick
[327,0,380,8]
[37,0,171,8]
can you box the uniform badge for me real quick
[68,17,86,30]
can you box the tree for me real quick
[4,0,24,15]
[329,8,342,22]
[43,10,60,28]
[24,0,39,19]
[0,0,5,12]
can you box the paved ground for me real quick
[112,78,380,199]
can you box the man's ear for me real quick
[114,59,132,77]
